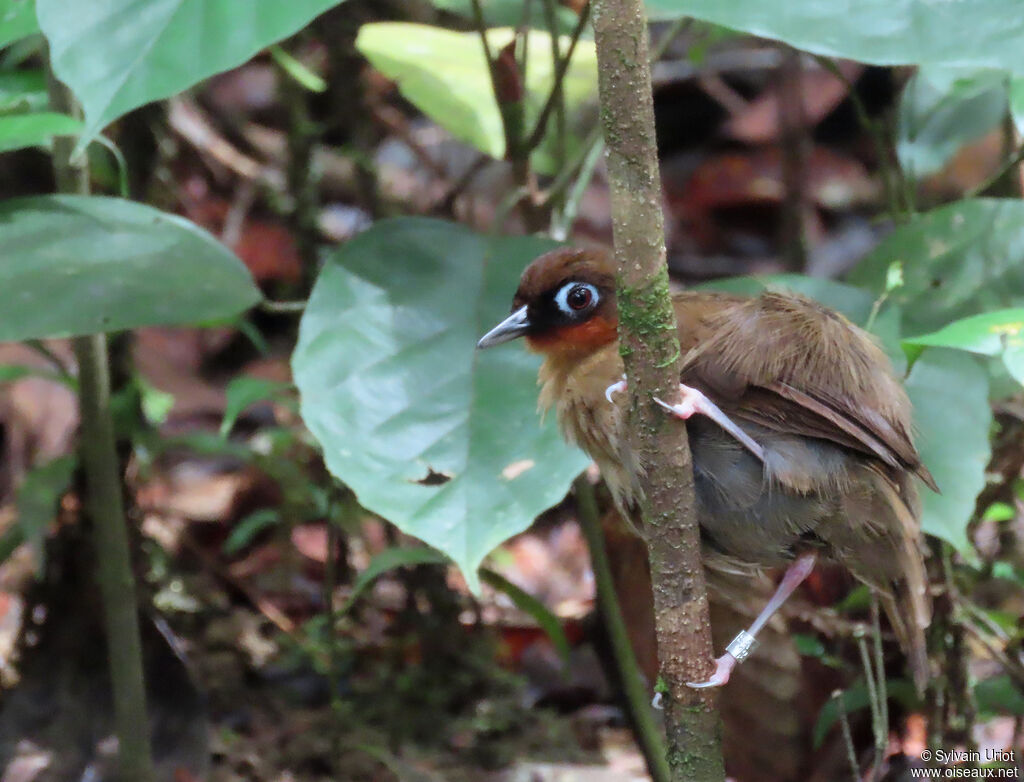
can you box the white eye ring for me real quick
[554,282,599,314]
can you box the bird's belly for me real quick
[688,418,845,569]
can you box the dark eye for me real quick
[567,285,592,309]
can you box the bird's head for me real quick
[477,246,618,357]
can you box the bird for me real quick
[477,245,934,690]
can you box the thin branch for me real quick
[575,478,670,782]
[833,690,862,782]
[523,2,591,152]
[540,0,568,169]
[48,60,155,781]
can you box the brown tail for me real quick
[856,469,932,693]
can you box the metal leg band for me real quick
[725,630,758,663]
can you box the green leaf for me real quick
[0,111,81,153]
[429,0,582,33]
[904,309,1024,355]
[849,199,1024,335]
[897,67,1008,180]
[904,349,991,556]
[220,376,293,437]
[15,454,75,572]
[0,364,60,383]
[982,501,1016,522]
[138,376,175,426]
[355,23,597,174]
[792,633,826,659]
[1011,76,1024,134]
[0,70,47,113]
[0,195,261,340]
[975,675,1024,716]
[0,0,38,50]
[223,509,280,556]
[36,0,346,149]
[480,567,571,666]
[341,546,450,613]
[643,0,1024,75]
[293,218,590,590]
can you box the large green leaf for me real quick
[0,0,38,50]
[897,67,1008,180]
[36,0,345,148]
[849,199,1024,335]
[905,309,1024,385]
[429,0,581,33]
[355,23,597,174]
[293,218,590,589]
[0,195,261,340]
[904,349,990,556]
[643,0,1024,74]
[0,111,81,152]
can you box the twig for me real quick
[856,623,886,782]
[870,597,890,782]
[591,0,724,777]
[523,2,591,153]
[575,477,670,782]
[812,55,908,220]
[540,0,567,170]
[47,56,156,782]
[833,689,862,782]
[167,98,285,190]
[24,339,72,379]
[960,613,1024,689]
[545,16,691,237]
[259,299,308,315]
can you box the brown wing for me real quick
[674,289,938,491]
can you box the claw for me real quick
[655,384,765,462]
[685,653,737,689]
[604,375,627,404]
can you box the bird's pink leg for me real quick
[605,379,764,461]
[687,552,817,688]
[658,383,765,462]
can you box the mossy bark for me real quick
[590,1,726,779]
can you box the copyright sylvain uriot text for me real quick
[912,749,1019,778]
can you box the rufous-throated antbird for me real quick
[478,246,934,689]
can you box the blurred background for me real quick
[1,1,1023,780]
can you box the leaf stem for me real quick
[47,55,156,782]
[575,477,670,782]
[524,2,591,153]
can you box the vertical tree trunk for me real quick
[589,2,726,779]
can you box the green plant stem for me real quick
[575,478,670,782]
[540,0,567,171]
[523,1,591,153]
[590,0,724,777]
[833,690,861,782]
[47,63,155,782]
[545,16,690,237]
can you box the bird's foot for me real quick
[685,653,738,689]
[655,383,765,462]
[604,375,627,404]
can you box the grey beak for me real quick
[477,305,531,349]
